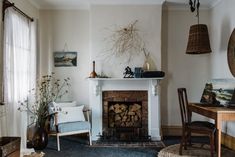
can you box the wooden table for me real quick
[188,103,235,157]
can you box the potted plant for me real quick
[19,73,70,150]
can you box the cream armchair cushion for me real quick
[50,101,85,124]
[57,105,85,124]
[53,101,77,107]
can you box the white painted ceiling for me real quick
[29,0,220,10]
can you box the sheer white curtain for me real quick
[3,8,36,150]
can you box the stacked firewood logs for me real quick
[108,103,142,128]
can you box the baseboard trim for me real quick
[162,125,235,150]
[161,125,182,136]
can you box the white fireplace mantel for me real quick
[88,77,164,141]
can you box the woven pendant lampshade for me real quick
[186,24,211,54]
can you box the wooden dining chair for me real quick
[177,88,216,157]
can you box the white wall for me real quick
[162,0,235,137]
[161,8,211,126]
[39,5,163,106]
[39,10,90,104]
[90,5,162,77]
[210,0,235,136]
[210,0,234,78]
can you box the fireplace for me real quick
[102,91,148,140]
[89,78,163,141]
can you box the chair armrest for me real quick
[54,112,58,126]
[83,109,91,123]
[47,112,59,133]
[83,109,91,112]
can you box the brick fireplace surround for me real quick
[89,78,163,141]
[103,91,148,140]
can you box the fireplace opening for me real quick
[102,91,149,141]
[108,101,142,128]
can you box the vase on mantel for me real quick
[143,57,151,71]
[90,61,97,78]
[142,48,152,71]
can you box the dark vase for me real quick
[32,126,48,150]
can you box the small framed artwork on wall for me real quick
[54,51,77,67]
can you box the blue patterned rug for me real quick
[42,136,162,157]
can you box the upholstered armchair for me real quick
[48,101,92,151]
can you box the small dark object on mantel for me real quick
[142,71,165,78]
[0,102,5,106]
[123,66,134,78]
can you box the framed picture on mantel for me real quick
[54,51,77,67]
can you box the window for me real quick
[2,7,36,149]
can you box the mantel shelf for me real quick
[87,77,164,81]
[87,77,164,97]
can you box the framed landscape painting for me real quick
[54,51,77,67]
[200,79,235,106]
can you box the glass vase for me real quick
[32,126,48,150]
[143,58,150,71]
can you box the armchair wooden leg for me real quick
[89,131,92,146]
[57,135,60,151]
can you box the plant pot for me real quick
[32,126,48,150]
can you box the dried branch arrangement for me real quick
[18,73,70,127]
[104,20,144,62]
[142,47,150,59]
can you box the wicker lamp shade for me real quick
[186,24,211,54]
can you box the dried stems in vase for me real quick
[18,73,70,127]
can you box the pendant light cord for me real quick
[196,0,200,24]
[189,0,200,24]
